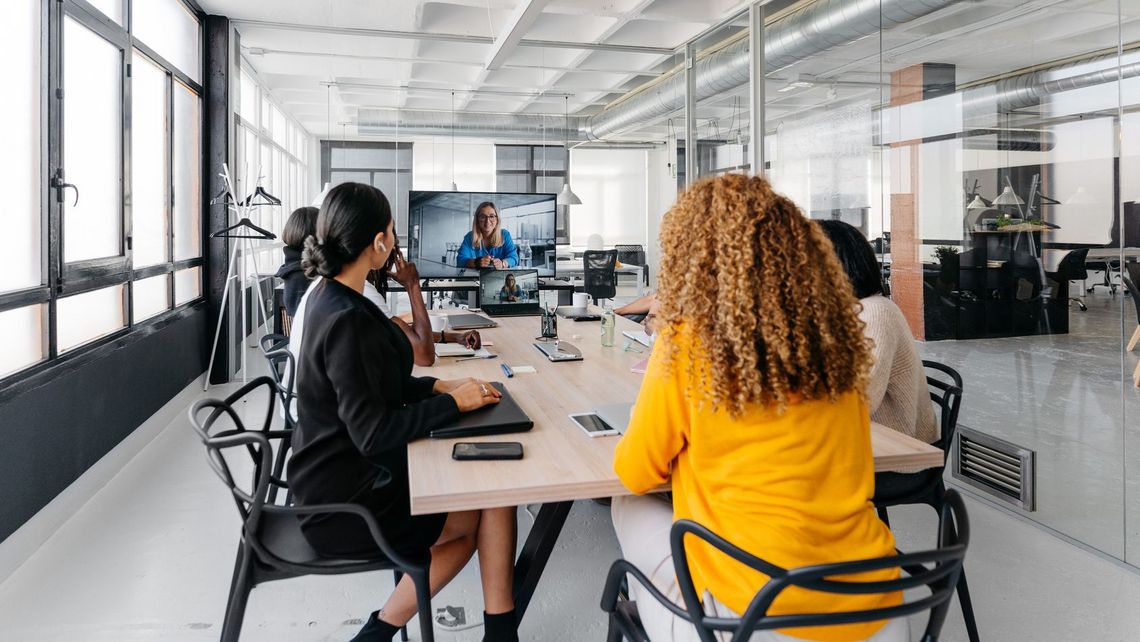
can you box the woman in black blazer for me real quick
[292,183,518,642]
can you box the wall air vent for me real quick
[953,427,1036,511]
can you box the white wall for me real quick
[568,148,649,249]
[645,146,676,289]
[413,140,495,192]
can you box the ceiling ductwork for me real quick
[582,0,967,140]
[356,109,589,141]
[350,0,1136,143]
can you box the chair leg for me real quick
[606,612,624,642]
[876,506,891,528]
[221,545,255,642]
[1128,325,1140,352]
[956,569,981,642]
[411,569,435,642]
[393,570,409,642]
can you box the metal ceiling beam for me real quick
[485,0,553,70]
[230,19,673,55]
[243,46,659,75]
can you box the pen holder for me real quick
[540,306,558,339]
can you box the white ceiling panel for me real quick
[420,2,507,37]
[525,13,619,42]
[639,0,746,24]
[410,62,485,85]
[604,18,708,48]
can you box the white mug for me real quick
[429,314,447,333]
[572,292,590,310]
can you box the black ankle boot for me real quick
[349,610,401,642]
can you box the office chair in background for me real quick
[581,249,618,305]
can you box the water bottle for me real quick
[601,304,616,347]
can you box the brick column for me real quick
[889,63,954,340]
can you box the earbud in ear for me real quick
[378,243,387,253]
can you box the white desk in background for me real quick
[554,259,647,295]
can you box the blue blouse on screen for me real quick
[456,230,519,267]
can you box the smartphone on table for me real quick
[568,413,620,437]
[452,442,524,461]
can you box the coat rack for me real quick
[204,162,279,390]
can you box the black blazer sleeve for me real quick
[323,309,460,458]
[405,375,439,403]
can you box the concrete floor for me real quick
[2,330,1140,641]
[918,287,1140,563]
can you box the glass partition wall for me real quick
[660,0,1140,564]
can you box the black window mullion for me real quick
[47,0,64,359]
[167,70,176,311]
[0,288,51,314]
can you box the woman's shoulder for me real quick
[501,229,513,240]
[859,294,906,323]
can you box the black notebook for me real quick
[429,382,534,439]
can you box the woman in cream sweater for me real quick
[818,220,938,445]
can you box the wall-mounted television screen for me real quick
[406,191,557,278]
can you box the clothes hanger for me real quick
[209,187,237,206]
[241,171,282,207]
[211,216,276,240]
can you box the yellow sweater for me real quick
[613,327,901,642]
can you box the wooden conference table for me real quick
[407,311,944,621]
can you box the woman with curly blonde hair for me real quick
[612,174,906,642]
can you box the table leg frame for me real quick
[512,500,574,623]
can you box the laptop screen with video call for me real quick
[480,269,539,307]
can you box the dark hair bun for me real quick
[302,235,344,279]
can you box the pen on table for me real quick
[500,363,514,378]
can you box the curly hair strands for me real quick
[654,174,872,417]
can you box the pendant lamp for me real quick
[992,185,1024,206]
[557,96,582,206]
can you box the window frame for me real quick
[0,0,206,391]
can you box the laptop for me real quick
[480,269,542,317]
[594,402,634,435]
[429,382,535,439]
[446,313,498,330]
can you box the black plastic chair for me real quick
[601,491,970,642]
[189,377,436,642]
[1123,270,1140,387]
[260,332,289,355]
[873,360,978,642]
[615,244,649,286]
[1049,249,1089,311]
[581,249,618,304]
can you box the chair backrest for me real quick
[1123,270,1140,323]
[260,333,289,355]
[1060,248,1089,281]
[263,348,298,427]
[583,249,618,301]
[922,360,963,460]
[188,377,283,535]
[614,244,645,265]
[668,490,970,642]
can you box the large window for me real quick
[495,145,569,242]
[233,66,311,283]
[321,141,412,224]
[0,0,204,386]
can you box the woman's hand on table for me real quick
[433,378,474,395]
[448,379,502,412]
